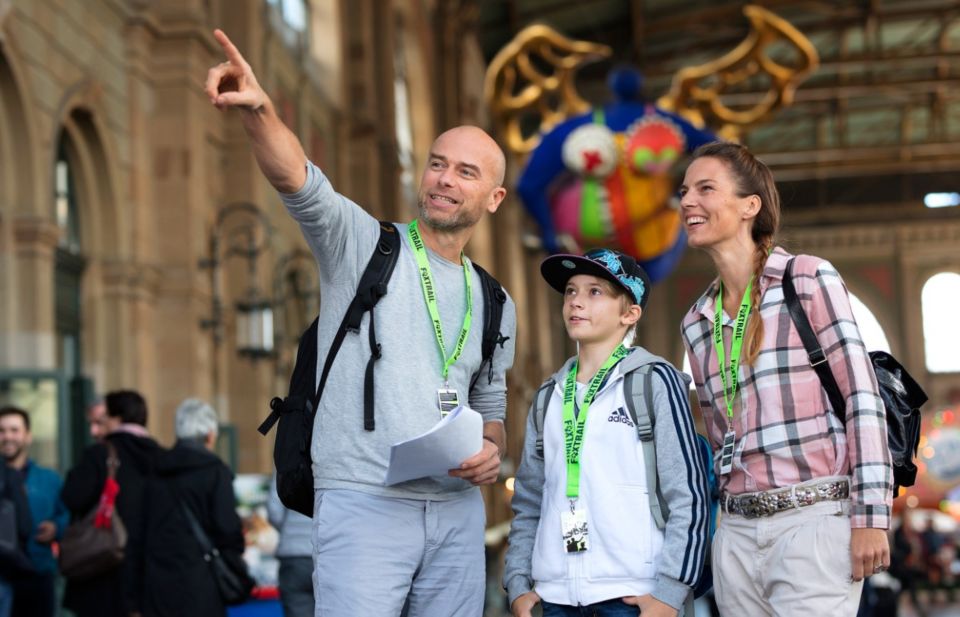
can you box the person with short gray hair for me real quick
[141,398,251,615]
[174,398,219,444]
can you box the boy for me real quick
[504,249,709,617]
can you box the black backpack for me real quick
[783,258,927,496]
[258,222,509,516]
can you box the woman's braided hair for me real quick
[690,142,781,365]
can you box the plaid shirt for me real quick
[681,247,892,528]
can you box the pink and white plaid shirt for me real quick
[681,247,893,529]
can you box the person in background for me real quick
[267,472,314,617]
[141,398,248,616]
[0,406,69,617]
[0,450,34,617]
[85,398,114,443]
[61,390,161,617]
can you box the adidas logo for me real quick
[607,407,634,427]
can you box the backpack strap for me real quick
[782,258,846,422]
[469,263,510,392]
[532,379,555,459]
[340,222,400,431]
[624,365,669,530]
[257,223,400,435]
[625,364,695,614]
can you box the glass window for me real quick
[283,0,307,31]
[55,143,80,254]
[849,293,891,353]
[54,137,86,377]
[393,15,416,209]
[922,272,960,373]
[272,0,306,31]
[0,373,69,471]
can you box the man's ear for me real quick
[487,186,507,214]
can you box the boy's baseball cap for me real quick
[541,248,651,308]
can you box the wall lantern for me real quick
[199,202,275,359]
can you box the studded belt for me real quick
[721,479,849,519]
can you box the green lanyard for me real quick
[562,344,630,498]
[408,220,473,383]
[713,280,753,427]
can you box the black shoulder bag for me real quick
[782,257,927,496]
[180,502,254,606]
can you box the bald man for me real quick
[205,31,516,617]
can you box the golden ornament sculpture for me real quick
[484,5,820,157]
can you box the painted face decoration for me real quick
[549,108,687,272]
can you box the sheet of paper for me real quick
[384,405,484,486]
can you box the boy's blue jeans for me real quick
[542,598,639,617]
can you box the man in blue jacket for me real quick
[0,406,69,617]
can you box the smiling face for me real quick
[562,274,640,347]
[0,412,30,466]
[678,156,760,251]
[417,127,506,233]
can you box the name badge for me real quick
[561,507,589,553]
[719,430,736,476]
[437,388,460,419]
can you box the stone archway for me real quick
[54,104,137,391]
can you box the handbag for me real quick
[180,502,254,605]
[59,441,128,580]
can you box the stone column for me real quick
[10,217,59,369]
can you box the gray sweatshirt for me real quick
[503,347,709,610]
[279,162,516,500]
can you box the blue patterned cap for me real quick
[540,248,651,308]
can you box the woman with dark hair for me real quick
[61,389,161,617]
[678,142,893,616]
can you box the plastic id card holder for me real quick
[561,508,589,553]
[719,430,736,476]
[437,388,460,419]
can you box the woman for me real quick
[141,399,249,616]
[678,142,892,616]
[61,390,162,617]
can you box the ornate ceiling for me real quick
[478,0,960,225]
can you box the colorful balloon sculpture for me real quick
[486,8,820,284]
[516,68,715,283]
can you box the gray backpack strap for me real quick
[533,379,555,459]
[623,365,668,530]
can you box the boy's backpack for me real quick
[783,258,927,497]
[258,222,509,517]
[531,363,718,599]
